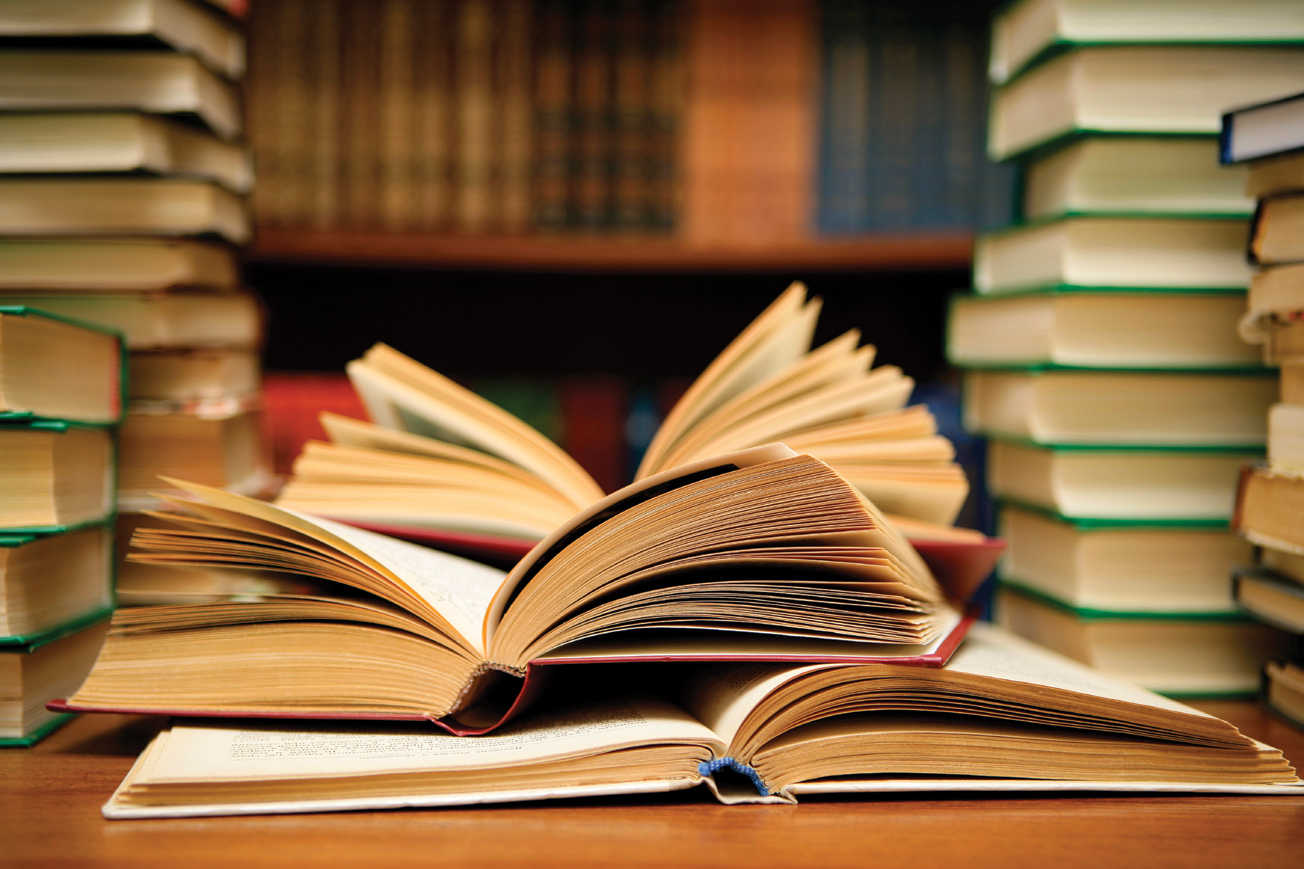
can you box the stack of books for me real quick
[1222,91,1304,727]
[247,0,684,234]
[0,0,273,605]
[0,308,122,746]
[47,288,1304,813]
[948,0,1304,697]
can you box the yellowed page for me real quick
[156,479,505,655]
[135,699,721,781]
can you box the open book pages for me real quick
[101,624,1301,818]
[62,445,960,732]
[275,282,971,541]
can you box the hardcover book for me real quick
[98,623,1302,817]
[0,306,125,425]
[59,445,971,734]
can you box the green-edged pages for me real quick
[1,423,114,531]
[0,291,262,350]
[0,306,124,424]
[66,445,959,727]
[947,291,1257,369]
[989,0,1304,85]
[0,523,114,641]
[996,585,1291,697]
[1020,138,1250,220]
[985,440,1256,521]
[973,217,1252,296]
[998,505,1251,613]
[988,45,1304,160]
[2,617,108,742]
[962,369,1274,446]
[100,623,1300,818]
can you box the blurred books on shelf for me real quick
[955,1,1304,698]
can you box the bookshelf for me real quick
[247,229,974,271]
[244,0,1006,270]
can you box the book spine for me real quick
[456,0,496,232]
[533,0,574,230]
[414,0,454,230]
[816,0,869,234]
[865,3,915,231]
[648,0,683,233]
[571,0,612,231]
[310,0,342,229]
[342,1,382,227]
[611,0,652,232]
[379,0,415,230]
[499,0,534,233]
[247,0,281,228]
[559,375,627,493]
[940,15,977,231]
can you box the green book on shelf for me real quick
[0,306,125,426]
[987,44,1304,162]
[997,503,1252,614]
[988,0,1304,86]
[984,439,1259,522]
[995,582,1293,698]
[962,368,1275,447]
[973,215,1252,297]
[0,522,115,644]
[947,289,1257,370]
[1019,136,1252,221]
[1,614,109,746]
[0,420,116,534]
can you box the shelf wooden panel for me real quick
[246,229,974,272]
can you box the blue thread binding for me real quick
[697,757,769,796]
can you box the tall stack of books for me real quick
[0,0,272,605]
[0,309,122,745]
[1222,91,1304,727]
[948,0,1304,697]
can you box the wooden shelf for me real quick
[246,229,974,272]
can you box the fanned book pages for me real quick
[273,284,1000,594]
[57,444,969,734]
[98,624,1301,818]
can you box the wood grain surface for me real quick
[3,700,1302,868]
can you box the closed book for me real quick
[0,422,114,533]
[1,617,108,745]
[962,368,1275,446]
[1220,89,1304,164]
[1233,567,1304,634]
[0,112,252,193]
[1266,661,1304,728]
[998,504,1251,613]
[1250,193,1304,265]
[1234,465,1304,554]
[0,306,125,426]
[996,583,1291,697]
[986,440,1258,522]
[988,45,1304,162]
[1022,137,1251,221]
[0,238,237,292]
[947,289,1256,369]
[990,0,1304,86]
[0,0,246,80]
[0,525,114,644]
[0,49,242,139]
[974,216,1252,296]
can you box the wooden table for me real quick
[3,701,1302,868]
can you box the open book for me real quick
[58,444,968,734]
[271,284,998,595]
[100,623,1300,818]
